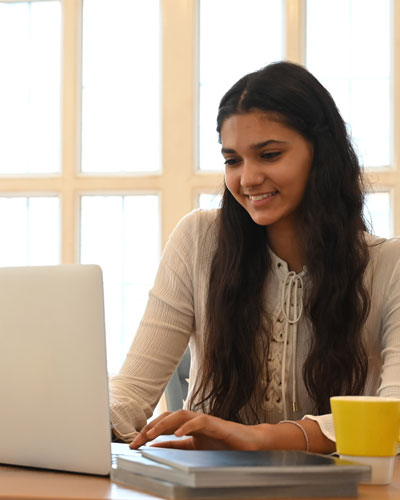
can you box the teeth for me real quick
[248,192,276,201]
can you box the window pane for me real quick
[82,0,161,174]
[80,195,160,373]
[0,197,60,265]
[198,193,221,209]
[199,0,284,172]
[306,0,392,168]
[0,1,61,174]
[364,192,392,239]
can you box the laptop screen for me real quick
[0,265,112,475]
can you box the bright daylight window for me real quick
[0,0,398,375]
[0,1,61,265]
[80,0,161,372]
[198,0,284,171]
[307,0,392,169]
[0,197,60,265]
[0,1,61,174]
[306,0,394,239]
[82,0,161,173]
[80,194,160,373]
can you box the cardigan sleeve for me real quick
[304,240,400,445]
[378,250,400,399]
[302,414,336,442]
[109,211,201,442]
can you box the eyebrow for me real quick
[221,139,288,155]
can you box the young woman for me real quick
[110,62,400,454]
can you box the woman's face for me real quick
[221,111,313,230]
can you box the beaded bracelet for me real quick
[278,420,310,452]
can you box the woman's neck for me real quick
[267,222,305,274]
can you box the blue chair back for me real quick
[164,347,191,411]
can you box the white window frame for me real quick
[0,0,398,261]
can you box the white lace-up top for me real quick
[110,209,400,442]
[265,268,304,418]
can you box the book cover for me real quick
[117,449,370,488]
[142,448,370,474]
[111,466,359,499]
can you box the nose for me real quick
[240,160,264,188]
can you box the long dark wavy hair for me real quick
[190,61,370,420]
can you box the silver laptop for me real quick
[0,264,112,475]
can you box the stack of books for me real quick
[111,448,370,498]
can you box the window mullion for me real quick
[61,0,82,263]
[161,0,197,248]
[394,0,400,172]
[285,0,306,64]
[393,0,400,235]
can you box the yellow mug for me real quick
[330,396,400,484]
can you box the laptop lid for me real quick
[0,264,111,475]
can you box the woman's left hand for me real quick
[129,410,271,450]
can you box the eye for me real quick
[223,158,241,166]
[261,151,282,160]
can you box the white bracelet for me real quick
[278,420,310,452]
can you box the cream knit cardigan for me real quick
[110,209,400,443]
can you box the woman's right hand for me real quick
[130,410,272,450]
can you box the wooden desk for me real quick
[0,457,399,500]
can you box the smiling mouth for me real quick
[248,191,278,201]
